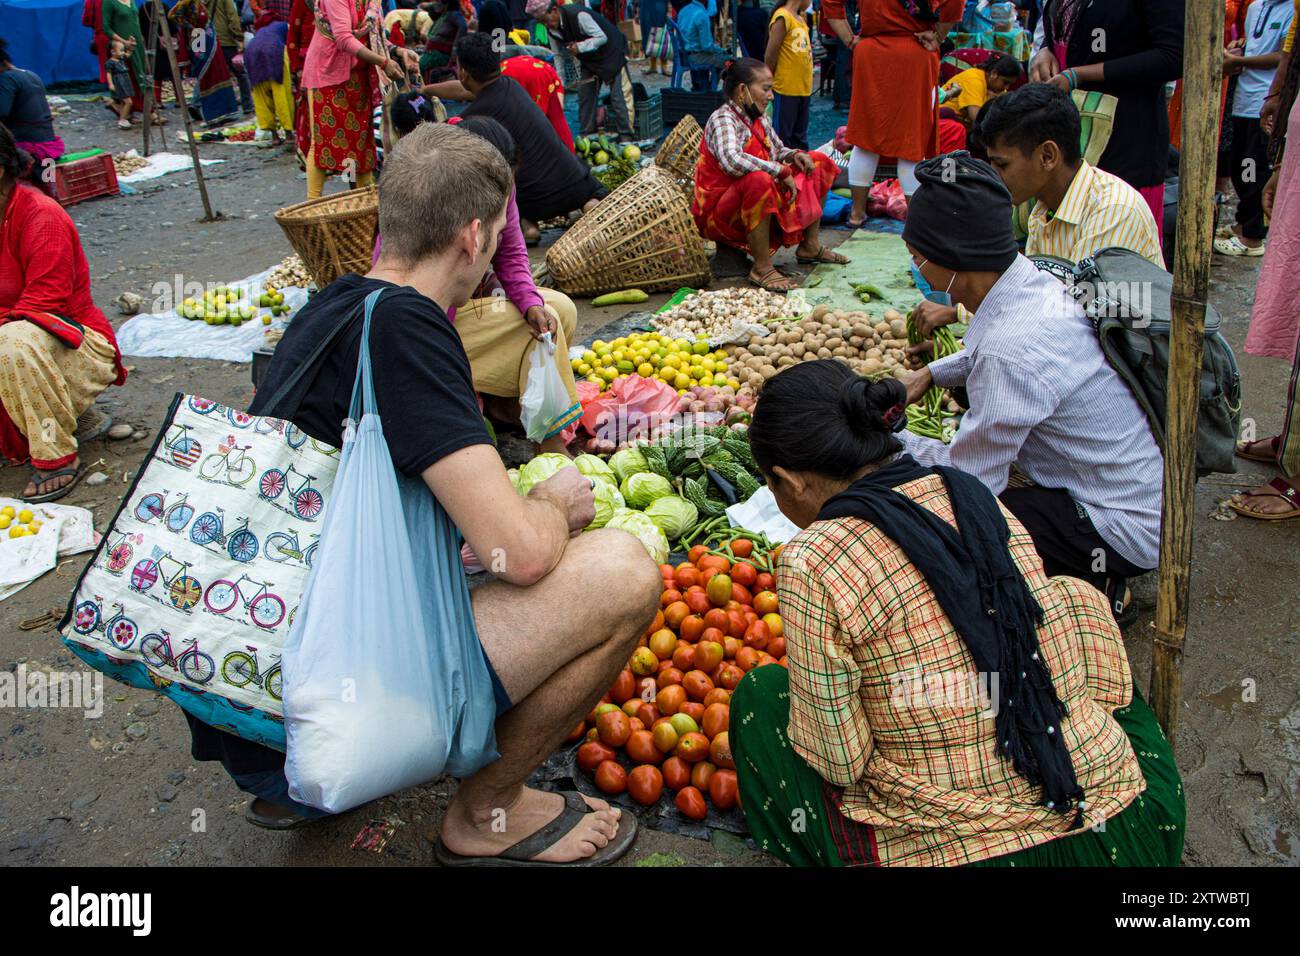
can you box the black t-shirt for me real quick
[250,274,490,477]
[462,76,593,217]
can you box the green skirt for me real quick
[729,665,1185,868]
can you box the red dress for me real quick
[692,110,838,253]
[502,55,573,152]
[846,0,963,161]
[0,185,127,464]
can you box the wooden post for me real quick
[141,8,159,156]
[1150,0,1225,737]
[152,0,218,221]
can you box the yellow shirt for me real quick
[770,8,813,98]
[945,67,988,116]
[1027,161,1164,266]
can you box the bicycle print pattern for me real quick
[65,394,340,722]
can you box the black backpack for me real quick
[1030,247,1242,477]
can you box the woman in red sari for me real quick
[693,59,845,292]
[0,125,126,502]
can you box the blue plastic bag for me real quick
[284,290,500,813]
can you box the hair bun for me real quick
[840,375,906,433]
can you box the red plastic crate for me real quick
[51,153,119,207]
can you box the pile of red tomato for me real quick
[568,539,787,823]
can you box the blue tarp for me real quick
[2,0,103,85]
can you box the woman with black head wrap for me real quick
[725,357,1185,867]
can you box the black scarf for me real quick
[817,455,1084,823]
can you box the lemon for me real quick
[728,378,741,390]
[571,358,583,372]
[8,525,26,539]
[582,349,597,364]
[674,373,691,390]
[698,374,714,387]
[693,340,710,355]
[0,515,9,530]
[1,506,13,519]
[601,367,617,382]
[586,375,604,387]
[592,339,607,350]
[17,509,32,524]
[637,362,654,377]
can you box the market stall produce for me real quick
[650,287,802,345]
[569,546,787,822]
[722,304,914,390]
[571,331,740,394]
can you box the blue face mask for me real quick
[915,257,957,306]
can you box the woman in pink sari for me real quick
[1231,10,1300,521]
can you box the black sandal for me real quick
[433,791,638,867]
[23,465,86,504]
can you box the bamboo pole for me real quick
[1151,0,1225,737]
[152,0,217,221]
[141,8,159,156]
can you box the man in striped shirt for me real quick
[899,153,1163,620]
[979,83,1164,267]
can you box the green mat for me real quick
[796,230,923,319]
[58,149,106,163]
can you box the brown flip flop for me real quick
[1236,436,1280,463]
[1228,477,1300,521]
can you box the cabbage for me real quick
[507,468,523,495]
[609,446,648,483]
[518,453,577,494]
[585,480,625,530]
[621,472,673,509]
[643,495,698,540]
[574,454,617,487]
[605,508,669,564]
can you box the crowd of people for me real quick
[5,0,1299,870]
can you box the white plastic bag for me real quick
[519,332,581,443]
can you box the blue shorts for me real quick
[483,647,513,717]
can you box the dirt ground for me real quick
[0,94,1295,868]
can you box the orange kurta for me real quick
[1167,0,1250,149]
[845,0,963,161]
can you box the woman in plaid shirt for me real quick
[729,360,1185,867]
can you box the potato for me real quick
[745,356,764,370]
[893,366,909,380]
[849,335,865,349]
[866,347,882,360]
[883,308,903,323]
[889,319,907,339]
[816,347,833,359]
[810,304,830,321]
[791,342,806,358]
[825,336,844,350]
[851,323,873,339]
[831,347,848,358]
[874,321,891,336]
[777,355,796,367]
[862,359,882,373]
[760,363,778,379]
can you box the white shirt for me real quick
[899,255,1164,569]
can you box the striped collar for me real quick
[1045,160,1095,227]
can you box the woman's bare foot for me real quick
[1229,477,1300,519]
[440,786,622,863]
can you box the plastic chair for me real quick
[665,19,719,91]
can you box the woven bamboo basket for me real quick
[546,165,710,297]
[274,187,379,288]
[653,115,703,189]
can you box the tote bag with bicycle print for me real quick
[58,392,340,750]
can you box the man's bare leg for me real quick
[438,529,661,863]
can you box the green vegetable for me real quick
[609,446,649,483]
[586,479,625,530]
[621,472,674,509]
[507,467,522,494]
[517,453,576,494]
[605,508,669,564]
[905,314,961,442]
[643,495,698,540]
[592,288,650,307]
[573,453,617,487]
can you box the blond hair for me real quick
[377,123,513,266]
